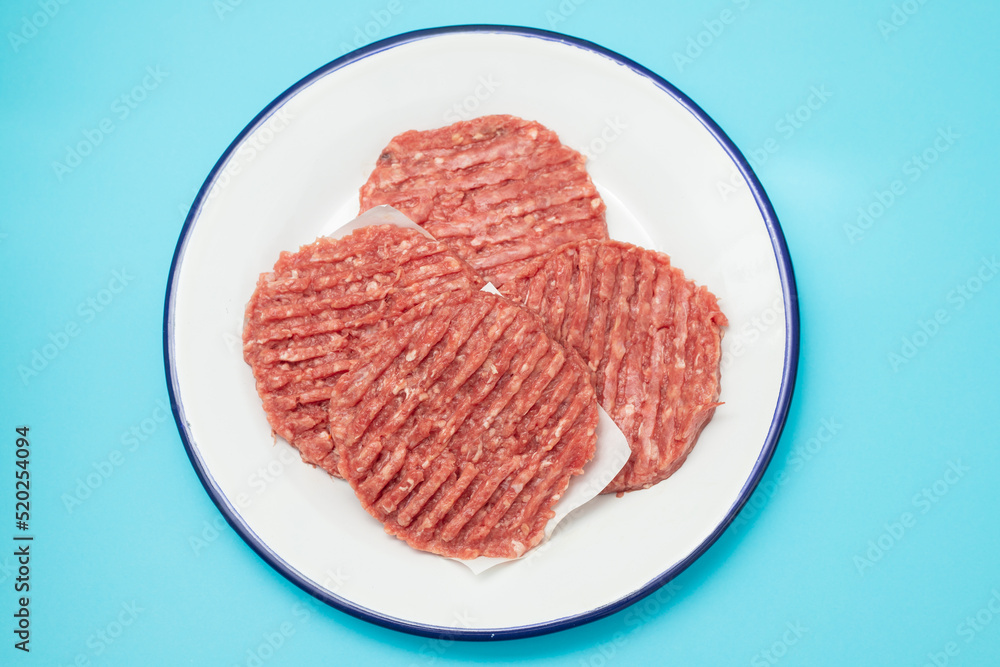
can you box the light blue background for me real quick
[2,1,999,665]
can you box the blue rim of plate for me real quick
[163,24,799,641]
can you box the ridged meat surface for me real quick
[242,225,483,476]
[358,114,609,291]
[328,290,598,559]
[509,240,728,494]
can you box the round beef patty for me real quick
[242,225,483,477]
[327,290,598,559]
[509,239,728,494]
[358,114,609,292]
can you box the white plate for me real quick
[164,26,798,639]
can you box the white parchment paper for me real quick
[326,205,632,574]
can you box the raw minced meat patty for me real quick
[358,114,609,291]
[508,239,728,495]
[242,225,483,476]
[327,290,598,559]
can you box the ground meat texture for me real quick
[358,114,609,292]
[510,240,728,495]
[242,225,484,477]
[327,290,598,559]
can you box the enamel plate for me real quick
[164,26,798,639]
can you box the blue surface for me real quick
[2,1,998,665]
